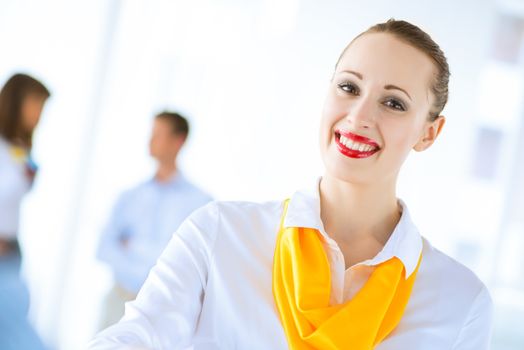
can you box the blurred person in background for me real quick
[96,111,212,330]
[0,73,50,350]
[90,19,492,349]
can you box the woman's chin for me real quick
[323,163,375,187]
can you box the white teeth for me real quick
[338,134,376,152]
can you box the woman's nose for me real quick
[344,97,375,129]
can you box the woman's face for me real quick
[320,32,444,186]
[21,93,47,132]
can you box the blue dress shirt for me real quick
[96,172,212,293]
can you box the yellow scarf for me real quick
[272,200,421,350]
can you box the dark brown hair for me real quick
[336,19,450,121]
[0,73,50,147]
[155,111,189,138]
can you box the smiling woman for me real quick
[89,19,492,350]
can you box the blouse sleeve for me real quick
[451,285,494,350]
[88,202,219,350]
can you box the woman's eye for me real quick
[337,82,359,95]
[384,98,406,111]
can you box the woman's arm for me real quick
[88,202,219,350]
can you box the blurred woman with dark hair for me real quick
[0,73,50,350]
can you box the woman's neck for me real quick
[5,136,31,149]
[319,174,401,262]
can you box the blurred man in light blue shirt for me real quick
[96,111,212,329]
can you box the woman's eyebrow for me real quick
[384,85,412,101]
[341,70,363,79]
[339,70,412,101]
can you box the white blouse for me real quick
[89,179,493,350]
[0,137,31,238]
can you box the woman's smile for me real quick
[334,129,380,159]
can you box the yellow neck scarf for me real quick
[272,200,421,350]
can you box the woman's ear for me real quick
[413,116,446,152]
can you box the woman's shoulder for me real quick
[419,238,491,303]
[187,199,284,233]
[212,198,284,217]
[0,136,11,159]
[171,199,285,258]
[181,199,284,234]
[412,238,494,345]
[0,137,23,177]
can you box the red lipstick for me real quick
[334,130,380,159]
